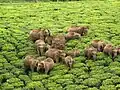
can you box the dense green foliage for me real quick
[0,0,88,3]
[0,1,120,90]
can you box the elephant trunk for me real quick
[39,46,45,56]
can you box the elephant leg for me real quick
[24,68,29,75]
[30,66,34,72]
[108,51,111,56]
[87,53,90,59]
[45,67,49,74]
[40,47,44,56]
[56,56,60,63]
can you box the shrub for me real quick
[94,60,106,66]
[74,56,86,63]
[0,55,7,63]
[96,52,106,60]
[50,69,68,76]
[3,63,15,70]
[49,75,63,81]
[63,74,75,79]
[11,68,24,76]
[56,79,73,87]
[102,79,113,85]
[91,73,114,81]
[110,67,120,76]
[2,43,15,51]
[0,63,3,67]
[52,64,66,71]
[100,85,116,90]
[109,61,120,68]
[86,60,96,68]
[68,68,86,76]
[78,73,89,80]
[7,78,21,83]
[66,40,78,47]
[48,86,63,90]
[77,85,88,89]
[2,73,15,80]
[25,81,44,90]
[13,88,23,90]
[31,74,49,81]
[12,81,24,88]
[88,87,98,90]
[45,82,61,89]
[64,84,88,90]
[19,75,31,84]
[74,78,83,84]
[116,84,120,90]
[17,51,26,59]
[42,79,54,85]
[2,83,14,90]
[111,76,120,85]
[73,63,85,68]
[83,78,101,87]
[2,51,18,62]
[10,60,23,68]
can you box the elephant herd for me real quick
[85,40,120,61]
[24,26,120,74]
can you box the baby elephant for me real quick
[91,40,106,52]
[67,49,80,57]
[35,39,49,56]
[67,26,89,36]
[37,58,54,74]
[65,32,81,41]
[24,55,39,74]
[84,46,98,60]
[45,48,66,63]
[64,56,75,70]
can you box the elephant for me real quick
[112,48,119,61]
[103,44,113,56]
[91,40,106,52]
[65,32,81,41]
[64,56,75,70]
[24,55,39,74]
[29,29,40,42]
[35,39,49,56]
[67,26,89,36]
[45,48,66,63]
[84,46,98,60]
[45,35,53,45]
[29,29,50,42]
[51,35,66,50]
[37,58,54,74]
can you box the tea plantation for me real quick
[0,1,120,90]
